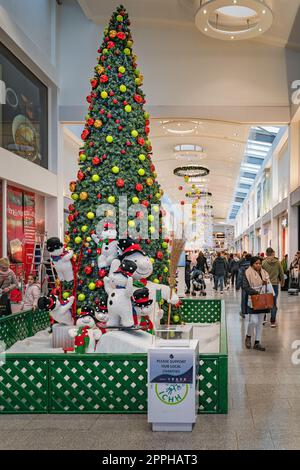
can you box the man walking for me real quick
[262,247,285,327]
[212,252,227,294]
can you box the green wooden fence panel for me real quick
[181,298,222,323]
[0,299,228,414]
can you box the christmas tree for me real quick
[64,5,181,324]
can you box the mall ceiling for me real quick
[77,0,300,49]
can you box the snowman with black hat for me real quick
[132,287,154,332]
[37,293,74,325]
[46,237,74,282]
[109,238,179,322]
[91,222,118,269]
[69,306,102,353]
[104,258,137,328]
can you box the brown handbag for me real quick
[251,285,274,311]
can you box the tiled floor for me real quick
[1,287,300,450]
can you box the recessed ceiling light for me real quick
[195,0,273,41]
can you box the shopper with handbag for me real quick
[0,258,18,317]
[262,248,284,327]
[243,257,274,351]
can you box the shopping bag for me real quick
[251,285,274,311]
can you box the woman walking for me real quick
[243,257,274,351]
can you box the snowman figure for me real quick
[95,294,109,332]
[110,239,179,320]
[37,294,74,325]
[68,307,102,353]
[46,237,74,282]
[91,222,118,269]
[104,259,137,328]
[132,287,153,332]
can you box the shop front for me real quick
[278,213,288,259]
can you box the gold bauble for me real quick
[80,191,88,201]
[146,177,154,186]
[94,119,103,128]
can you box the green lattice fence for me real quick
[0,309,49,350]
[0,357,48,413]
[0,300,227,414]
[181,298,221,323]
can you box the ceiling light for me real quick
[174,166,210,177]
[161,120,199,135]
[195,0,273,41]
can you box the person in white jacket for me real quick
[21,274,41,312]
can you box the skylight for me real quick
[228,125,283,220]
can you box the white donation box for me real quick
[148,338,199,432]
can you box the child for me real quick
[21,274,41,311]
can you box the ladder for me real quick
[29,233,57,294]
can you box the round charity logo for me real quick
[155,383,188,405]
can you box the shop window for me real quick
[0,43,48,168]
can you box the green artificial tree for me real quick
[64,5,181,324]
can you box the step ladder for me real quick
[29,233,57,294]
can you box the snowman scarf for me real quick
[74,326,90,353]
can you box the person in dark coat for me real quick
[228,254,240,288]
[211,253,227,293]
[196,252,208,273]
[185,254,191,294]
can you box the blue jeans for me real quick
[271,285,279,323]
[214,275,224,291]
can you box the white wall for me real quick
[63,128,80,198]
[0,0,54,61]
[58,0,292,122]
[277,143,289,203]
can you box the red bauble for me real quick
[107,41,115,49]
[126,140,132,146]
[137,137,145,146]
[146,239,151,244]
[136,211,144,219]
[77,170,85,181]
[89,141,94,147]
[84,266,93,275]
[100,75,108,83]
[118,73,123,78]
[92,156,100,165]
[150,164,155,172]
[98,269,106,278]
[68,204,75,212]
[86,95,92,103]
[68,214,74,223]
[164,238,170,243]
[121,149,126,154]
[101,55,105,61]
[73,229,78,234]
[113,99,118,104]
[91,92,97,98]
[97,248,101,255]
[97,193,102,199]
[117,32,126,40]
[181,201,185,205]
[100,109,105,114]
[115,119,120,124]
[87,118,94,126]
[102,154,107,160]
[118,126,123,131]
[91,79,98,88]
[123,100,127,105]
[107,113,112,119]
[96,280,104,289]
[156,251,163,260]
[178,186,183,190]
[81,129,90,140]
[87,249,92,254]
[135,183,143,192]
[145,126,150,135]
[145,119,150,126]
[116,178,125,188]
[107,65,111,70]
[142,200,149,207]
[109,91,115,96]
[134,94,143,104]
[89,105,93,111]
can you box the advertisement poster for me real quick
[7,185,24,263]
[23,191,36,276]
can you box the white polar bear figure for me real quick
[46,237,74,282]
[37,294,75,325]
[104,259,137,328]
[91,222,118,269]
[69,308,102,353]
[111,239,180,324]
